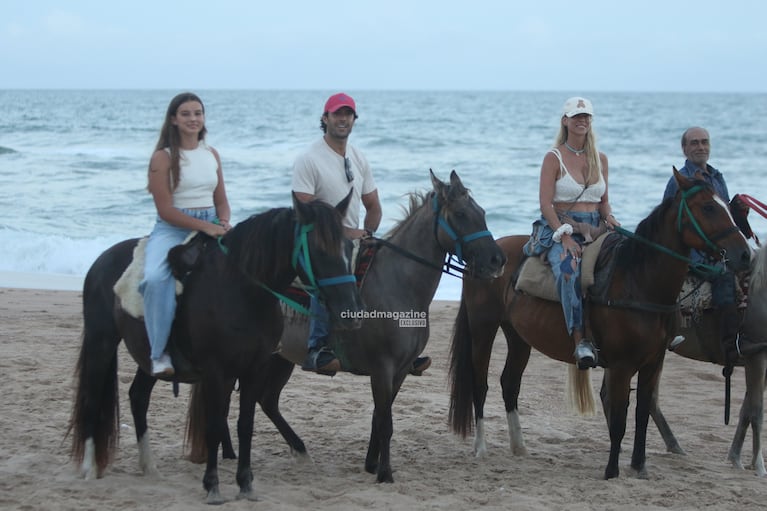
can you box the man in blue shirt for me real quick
[663,126,754,363]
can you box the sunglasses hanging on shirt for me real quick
[344,157,354,183]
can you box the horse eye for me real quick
[703,203,716,213]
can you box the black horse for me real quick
[68,194,363,504]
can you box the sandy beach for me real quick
[1,286,764,511]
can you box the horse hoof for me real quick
[236,490,260,502]
[206,488,226,505]
[377,471,394,483]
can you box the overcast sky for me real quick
[2,0,765,92]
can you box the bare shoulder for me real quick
[207,145,222,165]
[541,150,561,173]
[149,149,170,170]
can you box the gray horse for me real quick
[185,170,506,483]
[647,245,767,476]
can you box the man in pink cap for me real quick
[291,92,431,375]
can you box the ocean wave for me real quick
[0,227,126,277]
[0,146,17,155]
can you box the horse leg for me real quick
[365,371,404,483]
[500,322,530,456]
[200,376,227,505]
[729,353,767,475]
[127,368,159,477]
[647,362,685,455]
[603,368,632,479]
[221,379,236,460]
[448,294,501,456]
[235,374,260,501]
[631,360,664,478]
[259,356,308,460]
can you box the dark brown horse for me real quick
[448,169,752,479]
[649,245,767,476]
[68,194,363,504]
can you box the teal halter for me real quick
[432,194,492,263]
[291,223,356,293]
[614,184,739,278]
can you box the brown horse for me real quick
[448,169,752,479]
[648,245,767,476]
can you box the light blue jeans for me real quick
[140,207,216,360]
[545,210,601,335]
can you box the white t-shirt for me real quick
[291,138,377,229]
[168,143,219,209]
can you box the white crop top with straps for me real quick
[169,143,219,209]
[549,148,605,203]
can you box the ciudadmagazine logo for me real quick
[340,309,427,328]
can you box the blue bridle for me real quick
[432,194,493,263]
[291,223,356,294]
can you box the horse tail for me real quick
[67,329,120,476]
[566,365,596,416]
[448,297,476,437]
[184,383,207,463]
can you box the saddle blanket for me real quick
[515,232,610,302]
[113,235,189,319]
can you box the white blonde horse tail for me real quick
[566,365,597,416]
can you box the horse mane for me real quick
[223,200,344,282]
[302,199,344,258]
[750,246,767,293]
[384,191,432,239]
[224,207,295,280]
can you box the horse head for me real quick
[293,191,364,330]
[672,167,751,273]
[430,170,506,279]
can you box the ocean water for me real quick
[1,90,766,299]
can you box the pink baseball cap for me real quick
[324,93,356,114]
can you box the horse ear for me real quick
[672,166,693,190]
[430,169,447,197]
[335,189,352,218]
[292,191,313,224]
[448,170,467,197]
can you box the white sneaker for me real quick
[151,353,175,377]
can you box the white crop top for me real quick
[169,143,219,209]
[550,148,605,203]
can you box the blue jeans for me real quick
[545,210,601,336]
[307,295,330,350]
[140,207,216,360]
